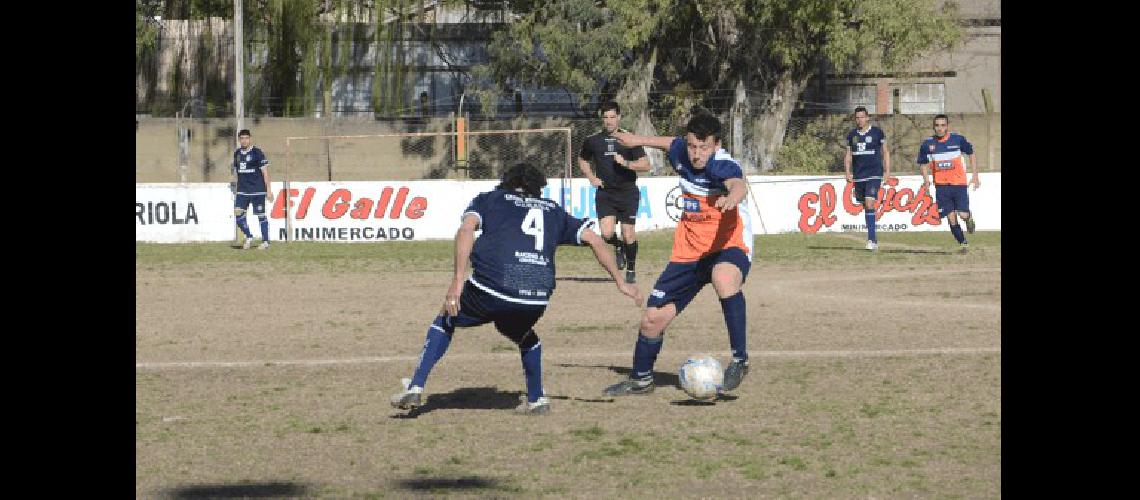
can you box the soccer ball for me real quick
[678,354,724,401]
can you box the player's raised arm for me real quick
[620,149,651,172]
[714,177,750,213]
[614,131,675,151]
[581,228,642,304]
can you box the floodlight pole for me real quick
[234,0,244,141]
[233,0,245,244]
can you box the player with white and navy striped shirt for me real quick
[389,163,641,415]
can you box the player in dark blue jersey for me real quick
[390,163,641,415]
[843,107,892,251]
[232,129,274,249]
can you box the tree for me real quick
[472,0,962,172]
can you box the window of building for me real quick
[893,83,945,114]
[824,84,877,113]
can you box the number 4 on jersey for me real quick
[520,208,544,251]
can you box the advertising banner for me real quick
[136,173,999,242]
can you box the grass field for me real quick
[136,230,1001,498]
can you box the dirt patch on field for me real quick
[137,247,1000,497]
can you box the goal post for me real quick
[282,127,573,241]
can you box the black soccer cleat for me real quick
[721,359,751,391]
[602,377,654,396]
[625,270,636,284]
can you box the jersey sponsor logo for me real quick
[504,193,557,211]
[513,250,549,266]
[271,186,428,221]
[796,178,941,233]
[650,289,665,298]
[682,197,701,212]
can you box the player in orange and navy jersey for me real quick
[917,114,981,254]
[603,113,755,397]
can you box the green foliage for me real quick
[474,0,963,137]
[471,0,668,115]
[775,119,847,174]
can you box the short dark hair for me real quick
[238,129,252,137]
[497,163,548,197]
[599,101,621,116]
[686,113,723,142]
[933,114,949,124]
[854,106,868,115]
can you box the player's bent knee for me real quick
[504,328,539,349]
[710,268,743,294]
[640,308,675,336]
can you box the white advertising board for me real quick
[136,173,999,242]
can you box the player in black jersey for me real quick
[578,101,650,283]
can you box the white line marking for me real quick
[136,347,1000,370]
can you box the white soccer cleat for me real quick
[258,241,270,250]
[865,240,878,251]
[390,377,424,410]
[514,396,551,415]
[242,238,252,250]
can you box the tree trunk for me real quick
[754,73,808,172]
[730,77,757,173]
[616,47,667,174]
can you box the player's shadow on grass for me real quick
[168,481,309,498]
[390,386,523,419]
[393,476,505,492]
[556,276,612,283]
[554,362,680,389]
[671,393,739,405]
[807,245,954,255]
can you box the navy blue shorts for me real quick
[853,179,881,204]
[446,280,548,342]
[647,247,751,314]
[234,194,267,216]
[934,185,970,218]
